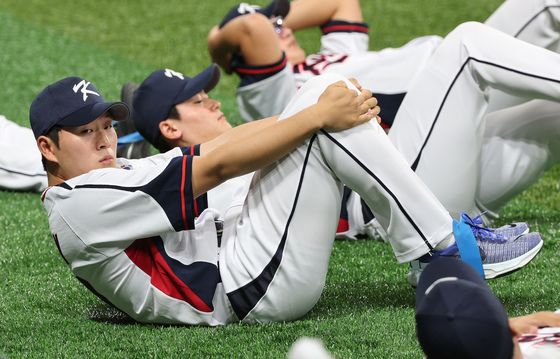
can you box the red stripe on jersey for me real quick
[380,121,391,130]
[52,233,69,265]
[322,25,368,34]
[235,57,287,75]
[125,239,212,312]
[180,155,188,229]
[41,186,52,202]
[190,146,195,155]
[336,218,349,233]
[193,195,199,217]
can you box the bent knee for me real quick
[301,73,355,93]
[448,21,489,40]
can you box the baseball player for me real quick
[208,0,560,220]
[0,100,148,193]
[415,258,560,359]
[0,114,47,191]
[129,66,386,241]
[32,73,541,325]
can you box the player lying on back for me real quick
[127,66,383,241]
[33,73,541,325]
[208,0,560,224]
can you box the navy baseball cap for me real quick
[30,76,129,138]
[415,258,513,359]
[132,65,220,145]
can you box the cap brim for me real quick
[58,101,130,127]
[173,64,221,105]
[416,258,487,308]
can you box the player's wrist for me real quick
[305,104,329,131]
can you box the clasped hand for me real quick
[316,80,381,132]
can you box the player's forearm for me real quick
[192,81,377,197]
[200,116,278,155]
[509,311,560,335]
[193,106,323,197]
[208,14,283,70]
[207,26,238,72]
[285,0,364,30]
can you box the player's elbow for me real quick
[211,157,244,183]
[193,151,244,194]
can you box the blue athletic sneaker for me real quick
[407,228,543,287]
[461,212,529,241]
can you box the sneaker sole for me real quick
[483,239,543,279]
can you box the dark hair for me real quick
[41,126,62,172]
[152,105,180,153]
[167,105,180,120]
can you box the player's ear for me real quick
[37,136,60,165]
[159,120,182,141]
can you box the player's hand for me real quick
[316,81,380,132]
[509,311,560,335]
[348,78,363,91]
[348,78,382,125]
[207,26,233,74]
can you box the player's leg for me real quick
[389,21,560,217]
[220,74,453,323]
[486,0,560,51]
[283,0,363,30]
[0,115,47,192]
[485,0,560,111]
[476,99,560,213]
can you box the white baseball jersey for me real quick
[44,146,235,325]
[518,311,560,359]
[45,74,454,325]
[0,115,47,192]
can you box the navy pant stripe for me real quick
[411,56,560,171]
[320,130,433,250]
[226,135,317,320]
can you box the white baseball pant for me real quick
[219,74,452,323]
[486,0,560,111]
[389,22,560,217]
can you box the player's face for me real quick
[174,91,232,144]
[53,115,118,179]
[278,27,306,64]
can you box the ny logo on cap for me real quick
[237,3,260,14]
[164,69,185,80]
[73,80,100,102]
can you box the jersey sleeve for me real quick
[236,65,297,121]
[45,150,207,252]
[231,52,288,87]
[319,20,370,55]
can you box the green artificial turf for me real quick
[0,0,558,357]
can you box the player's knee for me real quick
[449,21,487,40]
[303,73,353,92]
